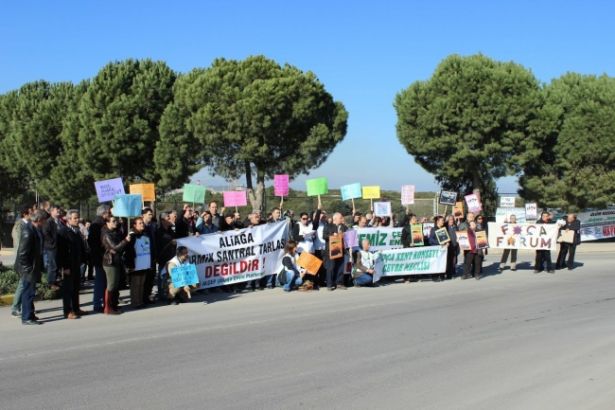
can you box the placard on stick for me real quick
[223,191,248,208]
[94,177,125,203]
[306,177,328,197]
[465,194,483,213]
[401,185,415,205]
[112,194,143,217]
[340,183,362,201]
[183,184,206,204]
[274,174,289,197]
[129,183,156,202]
[362,186,381,200]
[439,191,457,206]
[373,201,392,217]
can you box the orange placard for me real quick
[329,234,344,259]
[297,252,323,275]
[453,201,464,218]
[476,230,489,249]
[129,183,156,202]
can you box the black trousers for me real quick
[463,252,481,278]
[326,257,345,288]
[62,269,81,315]
[535,250,553,271]
[556,243,577,269]
[445,246,457,279]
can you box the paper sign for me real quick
[500,196,516,208]
[112,194,143,217]
[362,186,381,200]
[476,230,489,249]
[525,203,538,221]
[223,191,248,207]
[274,174,289,197]
[465,194,483,213]
[340,183,362,201]
[183,184,206,204]
[453,201,464,218]
[439,191,457,206]
[374,201,392,217]
[129,183,155,202]
[170,264,200,288]
[94,177,125,203]
[344,229,359,249]
[411,224,424,246]
[401,185,415,205]
[435,227,450,244]
[297,252,323,275]
[329,234,344,259]
[306,177,328,196]
[457,231,470,250]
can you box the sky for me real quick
[2,0,615,194]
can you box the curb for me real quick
[0,294,13,306]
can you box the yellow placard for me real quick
[297,252,323,275]
[362,185,381,199]
[129,183,156,202]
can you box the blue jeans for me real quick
[92,265,106,310]
[283,270,302,292]
[158,269,168,301]
[11,277,25,313]
[354,273,373,287]
[21,279,36,322]
[44,248,58,284]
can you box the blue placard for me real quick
[340,183,362,201]
[170,263,199,288]
[112,194,143,217]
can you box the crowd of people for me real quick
[8,198,582,325]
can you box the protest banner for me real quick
[495,207,527,224]
[129,183,155,202]
[401,185,415,205]
[411,224,424,246]
[525,203,538,221]
[297,252,323,275]
[176,220,289,289]
[329,234,344,259]
[95,177,125,202]
[487,222,559,251]
[373,246,447,281]
[453,201,464,219]
[223,190,248,208]
[183,184,206,204]
[499,196,516,208]
[170,264,200,288]
[457,231,470,250]
[476,230,489,249]
[435,227,450,244]
[273,174,289,197]
[356,227,402,251]
[344,229,359,249]
[577,209,615,241]
[439,191,457,206]
[306,177,328,197]
[340,183,362,201]
[373,201,392,217]
[465,194,482,213]
[112,194,143,217]
[362,186,381,200]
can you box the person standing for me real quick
[88,205,111,313]
[556,213,581,270]
[462,221,483,280]
[141,208,157,304]
[42,205,61,289]
[323,212,349,290]
[499,214,519,272]
[57,210,88,319]
[101,216,131,315]
[534,211,555,274]
[10,206,33,318]
[125,217,154,309]
[445,215,459,280]
[15,210,48,325]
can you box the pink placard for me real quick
[401,185,415,205]
[464,193,483,213]
[223,191,248,207]
[274,174,289,197]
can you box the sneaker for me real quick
[22,320,43,325]
[11,310,21,318]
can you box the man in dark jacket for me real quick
[15,210,48,325]
[534,211,555,274]
[142,208,157,303]
[88,205,111,313]
[42,205,61,288]
[556,213,581,270]
[57,209,88,319]
[323,212,349,290]
[175,206,195,238]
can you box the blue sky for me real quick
[2,1,614,193]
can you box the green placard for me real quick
[305,177,328,196]
[182,183,206,203]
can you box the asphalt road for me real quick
[1,250,614,410]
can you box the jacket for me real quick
[56,224,87,274]
[560,219,582,245]
[88,216,106,266]
[322,222,348,255]
[124,231,154,271]
[101,226,130,267]
[42,218,59,250]
[14,223,44,283]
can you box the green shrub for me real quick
[0,264,60,300]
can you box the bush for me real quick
[0,264,60,300]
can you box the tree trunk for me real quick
[245,162,265,212]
